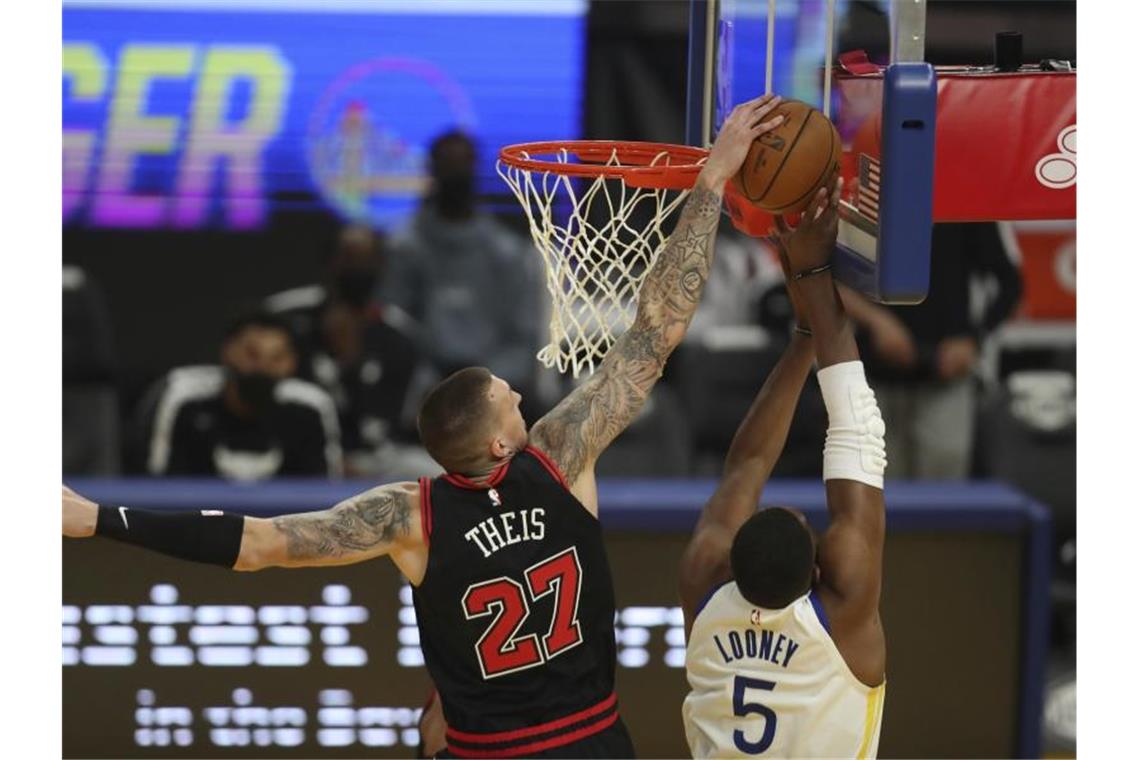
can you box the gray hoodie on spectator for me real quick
[384,206,542,389]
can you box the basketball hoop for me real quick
[498,140,708,377]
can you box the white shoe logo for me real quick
[1035,125,1076,189]
[118,506,130,529]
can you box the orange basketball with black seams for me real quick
[732,99,842,215]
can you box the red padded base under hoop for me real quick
[838,68,1076,222]
[724,68,1075,239]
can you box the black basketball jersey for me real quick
[413,446,627,758]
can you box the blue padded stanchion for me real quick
[835,62,937,304]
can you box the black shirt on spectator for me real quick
[267,285,418,453]
[144,366,342,480]
[861,223,1022,383]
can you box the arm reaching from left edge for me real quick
[529,94,787,508]
[63,482,423,575]
[677,189,838,630]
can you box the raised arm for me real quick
[63,481,426,579]
[678,231,827,621]
[778,182,887,679]
[529,94,786,498]
[678,334,815,620]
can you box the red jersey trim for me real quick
[442,460,511,490]
[525,445,571,492]
[418,477,433,544]
[446,692,615,745]
[446,693,618,757]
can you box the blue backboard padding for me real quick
[832,243,880,299]
[879,63,937,303]
[835,63,936,304]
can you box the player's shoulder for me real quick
[513,445,575,491]
[692,579,740,621]
[354,478,421,503]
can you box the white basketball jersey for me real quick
[683,582,885,759]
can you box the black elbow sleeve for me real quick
[95,505,244,568]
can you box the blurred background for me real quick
[62,1,1075,757]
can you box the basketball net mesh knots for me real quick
[498,148,695,377]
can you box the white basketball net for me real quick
[498,148,696,377]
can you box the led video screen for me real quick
[63,0,585,230]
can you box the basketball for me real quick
[732,99,842,215]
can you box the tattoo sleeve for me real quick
[270,485,414,564]
[531,182,724,484]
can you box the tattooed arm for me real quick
[63,480,426,580]
[237,481,421,571]
[529,95,786,503]
[526,182,721,493]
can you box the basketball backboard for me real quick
[687,0,936,304]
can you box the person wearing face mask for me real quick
[139,313,343,481]
[265,224,426,477]
[384,129,543,412]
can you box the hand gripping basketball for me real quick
[771,177,842,275]
[701,94,786,187]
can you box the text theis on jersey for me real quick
[464,508,546,558]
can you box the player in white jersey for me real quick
[679,178,888,759]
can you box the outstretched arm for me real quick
[63,482,422,574]
[530,95,786,501]
[678,197,833,626]
[246,483,419,569]
[778,182,886,685]
[679,334,815,623]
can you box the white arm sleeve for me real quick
[816,361,887,489]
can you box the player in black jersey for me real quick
[62,94,787,758]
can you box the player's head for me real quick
[730,507,818,609]
[428,129,477,218]
[417,367,527,473]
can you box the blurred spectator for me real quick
[63,266,120,475]
[839,222,1022,479]
[384,130,542,399]
[139,313,342,481]
[266,223,433,477]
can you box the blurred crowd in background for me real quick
[62,132,1044,485]
[62,125,1073,566]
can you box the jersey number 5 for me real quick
[461,547,584,679]
[733,675,778,754]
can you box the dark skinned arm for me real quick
[678,333,815,631]
[678,218,828,630]
[779,181,886,686]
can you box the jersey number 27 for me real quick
[462,547,583,679]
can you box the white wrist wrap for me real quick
[817,361,887,489]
